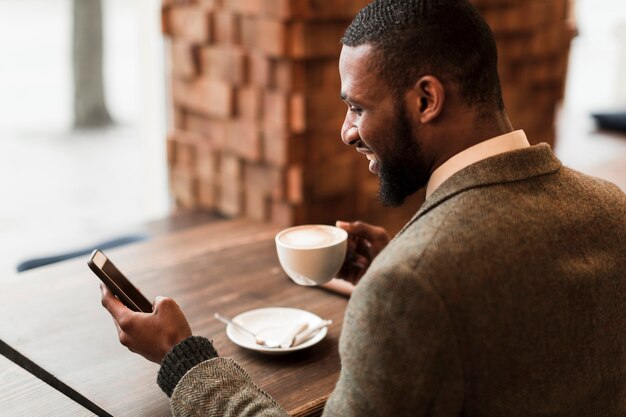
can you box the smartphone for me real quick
[88,249,153,313]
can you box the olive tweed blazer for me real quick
[167,144,626,416]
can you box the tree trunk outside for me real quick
[73,0,113,128]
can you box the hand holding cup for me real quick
[335,221,390,285]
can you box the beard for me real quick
[377,100,430,207]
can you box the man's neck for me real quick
[429,110,514,175]
[425,129,530,198]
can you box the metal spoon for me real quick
[214,313,281,348]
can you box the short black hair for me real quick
[342,0,504,112]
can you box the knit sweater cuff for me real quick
[157,336,219,397]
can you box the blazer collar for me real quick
[396,144,562,237]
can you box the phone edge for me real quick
[87,253,144,313]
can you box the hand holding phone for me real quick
[88,249,153,313]
[100,284,192,363]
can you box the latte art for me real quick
[278,226,342,248]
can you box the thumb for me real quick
[335,220,349,229]
[153,296,182,315]
[338,221,378,239]
[152,296,169,313]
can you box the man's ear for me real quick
[407,76,445,124]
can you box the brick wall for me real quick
[162,0,575,233]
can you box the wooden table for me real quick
[0,354,95,416]
[0,219,348,417]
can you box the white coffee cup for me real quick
[275,225,348,286]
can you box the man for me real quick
[101,0,626,415]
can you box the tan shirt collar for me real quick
[425,130,530,198]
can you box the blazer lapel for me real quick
[396,144,563,237]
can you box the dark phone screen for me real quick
[100,256,153,313]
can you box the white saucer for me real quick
[225,307,328,355]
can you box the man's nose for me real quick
[341,112,359,146]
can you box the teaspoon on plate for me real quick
[214,313,282,348]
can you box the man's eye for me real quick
[349,107,362,116]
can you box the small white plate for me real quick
[225,307,328,355]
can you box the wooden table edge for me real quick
[289,393,329,417]
[0,338,111,417]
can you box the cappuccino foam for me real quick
[278,226,343,248]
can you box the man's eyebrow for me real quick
[340,93,361,105]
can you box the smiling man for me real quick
[101,0,626,416]
[338,0,517,208]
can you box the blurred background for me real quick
[0,0,168,275]
[1,0,625,277]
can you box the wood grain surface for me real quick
[0,353,95,416]
[0,219,348,417]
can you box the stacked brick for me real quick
[476,0,576,144]
[162,0,575,233]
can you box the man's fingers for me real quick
[336,220,389,242]
[337,251,369,284]
[100,283,130,322]
[101,286,128,344]
[113,318,122,336]
[352,254,368,269]
[344,267,365,285]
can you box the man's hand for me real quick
[335,220,390,285]
[100,284,192,364]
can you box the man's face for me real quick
[339,44,430,207]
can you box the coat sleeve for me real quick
[157,336,289,417]
[323,262,464,417]
[170,357,289,417]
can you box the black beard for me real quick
[377,101,430,207]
